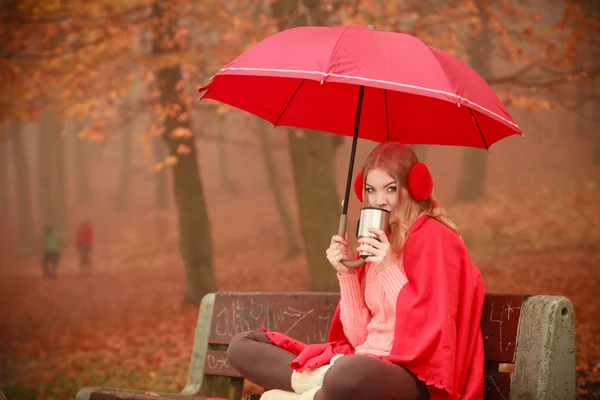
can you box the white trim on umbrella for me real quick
[218,66,521,131]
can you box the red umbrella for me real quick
[198,24,522,265]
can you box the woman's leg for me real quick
[316,355,430,400]
[227,330,296,391]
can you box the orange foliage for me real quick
[1,0,597,126]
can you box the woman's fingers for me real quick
[327,243,346,255]
[328,248,340,257]
[358,236,381,248]
[357,244,383,256]
[328,235,352,269]
[367,228,389,243]
[327,248,346,261]
[331,235,348,246]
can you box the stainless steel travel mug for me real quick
[356,207,390,258]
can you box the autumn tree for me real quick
[7,122,36,255]
[2,0,597,297]
[117,98,135,208]
[151,0,216,304]
[560,0,600,163]
[202,0,342,288]
[330,0,599,200]
[1,1,41,253]
[268,0,342,291]
[71,116,94,204]
[153,136,170,209]
[0,126,8,219]
[456,0,492,201]
[38,110,68,239]
[0,0,217,302]
[258,121,301,258]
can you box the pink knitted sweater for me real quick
[337,262,408,357]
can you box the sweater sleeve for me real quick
[337,272,370,348]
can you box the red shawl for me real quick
[328,216,485,399]
[265,216,485,399]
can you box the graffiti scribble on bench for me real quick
[209,294,340,344]
[481,295,523,363]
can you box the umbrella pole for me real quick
[337,85,365,238]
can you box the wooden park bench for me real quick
[76,292,576,400]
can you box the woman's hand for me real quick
[357,228,393,271]
[326,234,354,275]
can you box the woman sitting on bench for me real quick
[227,143,486,400]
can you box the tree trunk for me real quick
[8,122,36,255]
[118,126,133,208]
[153,135,169,209]
[52,118,68,240]
[591,0,600,164]
[456,0,491,202]
[39,111,68,239]
[217,118,238,196]
[259,121,301,258]
[38,112,53,230]
[152,1,216,305]
[72,118,93,203]
[593,100,600,164]
[289,129,341,291]
[0,126,8,218]
[271,0,340,291]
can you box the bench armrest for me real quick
[511,295,576,400]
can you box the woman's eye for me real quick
[366,188,374,193]
[387,186,397,192]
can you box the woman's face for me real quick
[365,168,401,212]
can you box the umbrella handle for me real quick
[337,214,366,268]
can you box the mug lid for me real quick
[360,207,390,213]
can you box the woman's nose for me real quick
[376,193,387,207]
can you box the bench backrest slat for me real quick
[204,350,241,377]
[481,294,525,363]
[208,292,339,345]
[208,292,524,362]
[200,292,526,399]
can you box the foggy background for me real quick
[0,0,598,398]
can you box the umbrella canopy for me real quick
[199,24,522,149]
[198,24,522,267]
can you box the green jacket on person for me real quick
[43,231,62,253]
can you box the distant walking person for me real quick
[76,219,94,275]
[42,225,62,278]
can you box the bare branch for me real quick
[0,3,150,25]
[487,62,539,85]
[3,16,150,60]
[488,65,600,88]
[554,92,600,112]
